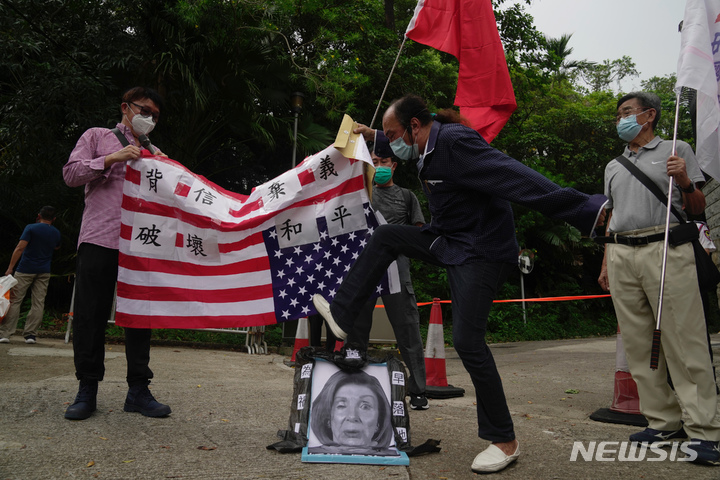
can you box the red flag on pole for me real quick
[406,0,516,142]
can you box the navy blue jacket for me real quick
[376,121,607,265]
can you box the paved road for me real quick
[1,334,719,479]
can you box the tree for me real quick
[577,56,639,93]
[641,74,694,146]
[0,0,622,329]
[533,34,595,81]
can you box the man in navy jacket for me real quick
[313,94,607,474]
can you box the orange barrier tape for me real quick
[375,294,612,308]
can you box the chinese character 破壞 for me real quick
[135,224,162,246]
[186,233,208,257]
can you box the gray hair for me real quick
[617,92,661,129]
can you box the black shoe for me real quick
[629,427,687,444]
[124,385,171,417]
[24,335,36,344]
[64,380,98,420]
[409,393,429,410]
[685,439,720,465]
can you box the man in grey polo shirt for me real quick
[598,91,720,466]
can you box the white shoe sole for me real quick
[311,294,348,340]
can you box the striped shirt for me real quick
[375,122,607,265]
[63,123,137,250]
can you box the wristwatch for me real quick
[678,182,696,193]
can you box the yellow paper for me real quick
[333,114,369,161]
[334,114,374,199]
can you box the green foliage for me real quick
[576,56,639,93]
[485,282,617,343]
[3,0,683,347]
[641,74,694,147]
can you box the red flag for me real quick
[406,0,516,142]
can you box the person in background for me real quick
[0,206,61,344]
[62,86,171,421]
[309,314,338,352]
[349,148,429,410]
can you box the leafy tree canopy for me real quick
[0,0,689,325]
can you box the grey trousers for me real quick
[348,255,427,395]
[0,272,50,338]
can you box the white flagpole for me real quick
[651,92,683,370]
[369,37,408,130]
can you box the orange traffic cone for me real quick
[290,317,310,363]
[424,298,464,399]
[589,325,648,426]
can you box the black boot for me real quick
[64,380,98,420]
[124,384,171,417]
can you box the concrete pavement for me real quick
[1,333,719,479]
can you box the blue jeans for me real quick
[330,224,515,442]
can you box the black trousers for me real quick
[73,243,153,386]
[330,224,516,442]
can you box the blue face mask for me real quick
[616,114,646,142]
[389,129,419,160]
[374,166,393,185]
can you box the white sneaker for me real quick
[0,338,9,344]
[311,294,348,340]
[471,442,520,473]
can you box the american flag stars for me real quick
[263,205,389,321]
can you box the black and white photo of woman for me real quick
[308,368,398,456]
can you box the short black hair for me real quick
[122,86,164,112]
[38,206,56,220]
[389,94,433,129]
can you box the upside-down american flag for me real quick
[114,144,395,329]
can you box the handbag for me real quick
[613,155,720,291]
[0,275,18,320]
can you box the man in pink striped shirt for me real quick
[62,86,171,420]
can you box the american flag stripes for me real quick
[115,144,395,329]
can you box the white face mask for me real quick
[389,128,419,160]
[126,103,156,136]
[131,112,155,136]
